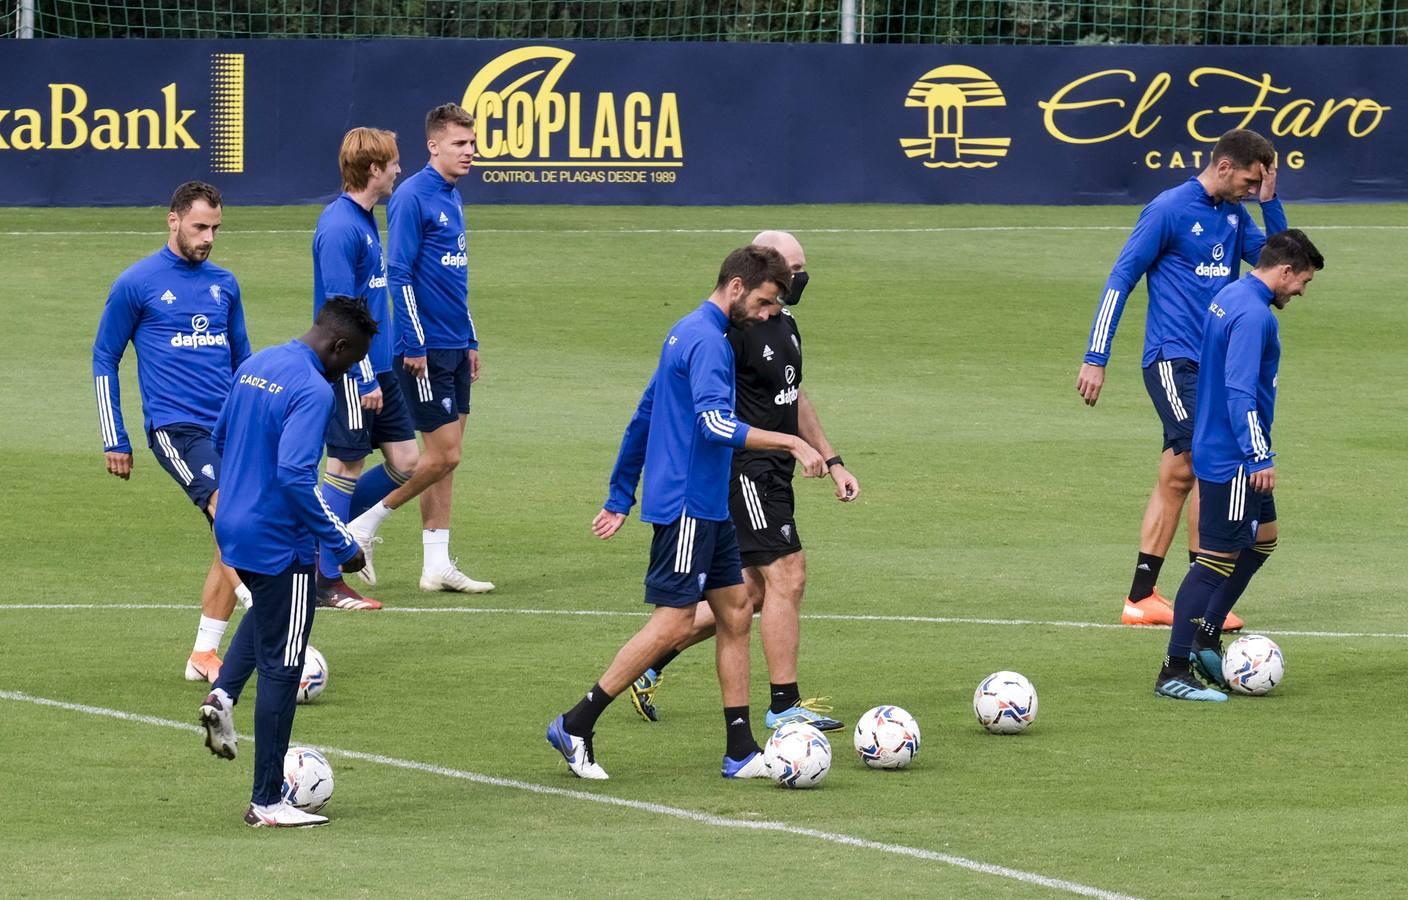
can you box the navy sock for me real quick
[769,682,801,715]
[213,611,258,704]
[1167,555,1233,663]
[349,464,405,521]
[651,648,681,674]
[724,706,759,760]
[562,682,614,737]
[1128,552,1163,602]
[318,473,356,580]
[252,671,300,806]
[1203,540,1276,638]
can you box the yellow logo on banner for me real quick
[463,47,682,169]
[899,65,1012,168]
[0,53,244,174]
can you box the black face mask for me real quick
[785,270,809,306]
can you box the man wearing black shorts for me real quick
[546,246,826,780]
[628,231,860,733]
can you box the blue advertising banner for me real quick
[0,40,1402,206]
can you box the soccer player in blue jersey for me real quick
[628,231,861,732]
[311,127,420,610]
[359,102,493,594]
[546,246,827,781]
[1077,129,1287,631]
[92,181,253,683]
[1153,229,1323,701]
[197,297,375,826]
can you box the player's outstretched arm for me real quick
[743,426,826,478]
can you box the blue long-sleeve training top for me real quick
[92,247,250,453]
[606,302,752,524]
[386,165,477,355]
[213,340,359,575]
[1085,177,1287,368]
[1192,273,1280,483]
[312,193,392,391]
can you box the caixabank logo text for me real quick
[0,53,244,173]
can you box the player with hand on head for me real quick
[1078,129,1288,631]
[92,181,254,683]
[628,230,860,733]
[546,246,827,781]
[347,103,493,594]
[197,296,376,826]
[311,127,419,610]
[1154,229,1323,702]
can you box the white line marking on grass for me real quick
[1,603,1405,640]
[2,224,1403,237]
[0,688,1138,900]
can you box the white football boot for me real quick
[419,559,495,594]
[199,688,237,760]
[244,801,328,828]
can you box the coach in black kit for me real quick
[628,230,861,732]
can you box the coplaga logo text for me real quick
[463,46,683,169]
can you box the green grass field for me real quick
[1,203,1405,898]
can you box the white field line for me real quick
[0,688,1139,900]
[1,224,1403,237]
[0,603,1404,640]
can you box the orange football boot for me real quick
[185,649,223,683]
[1121,590,1176,626]
[1222,609,1245,632]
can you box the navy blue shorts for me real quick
[396,349,471,433]
[1142,357,1198,455]
[729,469,802,568]
[325,371,417,462]
[1199,471,1278,553]
[146,424,220,518]
[644,514,745,607]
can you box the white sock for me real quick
[423,529,451,574]
[194,615,228,653]
[353,501,394,535]
[235,584,253,610]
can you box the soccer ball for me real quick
[297,646,327,704]
[763,722,832,788]
[282,747,334,813]
[973,671,1038,734]
[853,705,921,769]
[1222,634,1284,695]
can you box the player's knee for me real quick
[1161,465,1195,494]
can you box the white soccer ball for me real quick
[297,646,328,704]
[282,747,335,813]
[763,722,833,788]
[853,705,921,769]
[1222,634,1285,695]
[973,671,1038,734]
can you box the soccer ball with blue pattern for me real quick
[763,722,832,788]
[853,705,921,769]
[1222,634,1284,695]
[297,646,327,704]
[282,747,335,813]
[973,671,1038,734]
